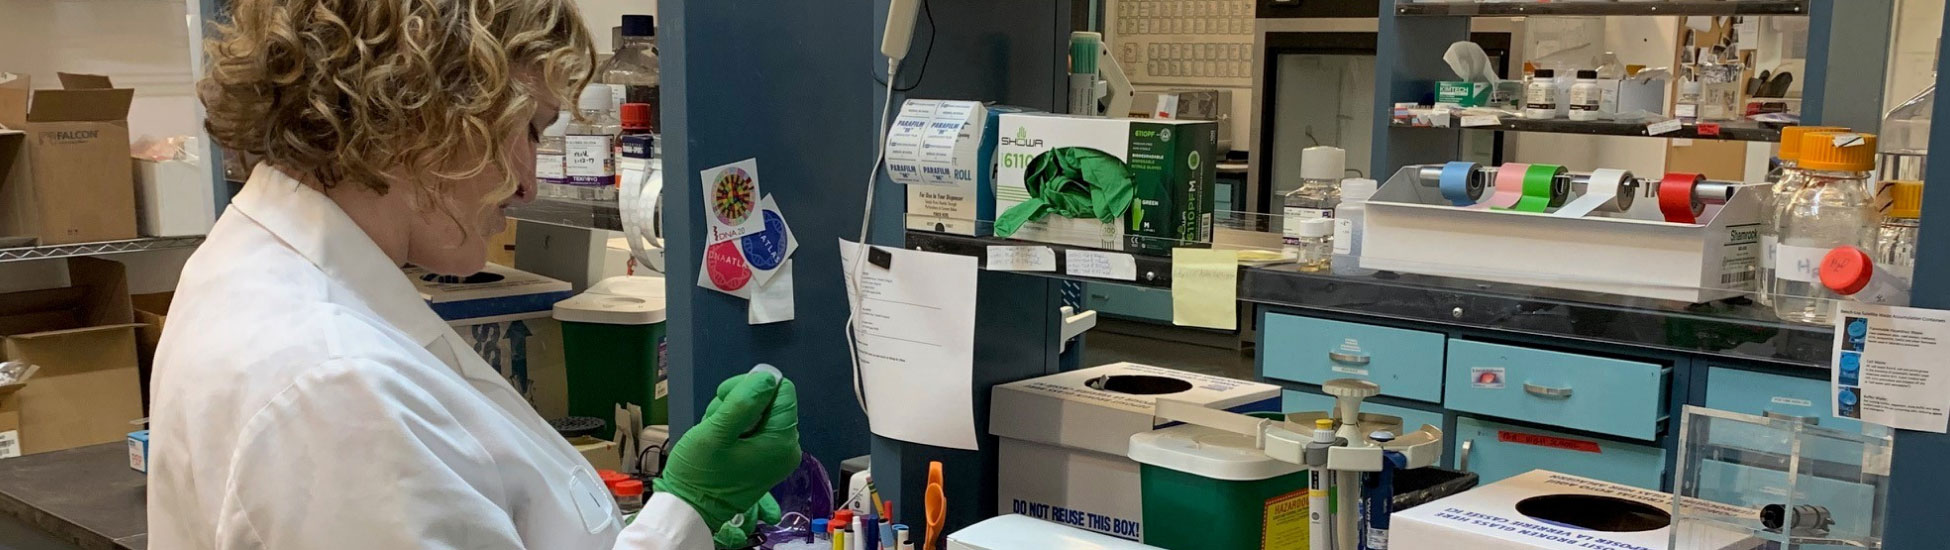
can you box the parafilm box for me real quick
[993,113,1216,255]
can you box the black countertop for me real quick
[0,443,145,550]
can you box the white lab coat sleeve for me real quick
[614,493,714,549]
[223,358,527,549]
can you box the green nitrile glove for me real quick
[995,147,1134,237]
[654,372,801,530]
[711,494,783,549]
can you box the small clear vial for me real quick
[1295,218,1333,272]
[611,479,644,514]
[535,109,570,199]
[565,85,622,201]
[1283,146,1344,259]
[1774,132,1879,325]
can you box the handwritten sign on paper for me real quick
[1065,250,1138,281]
[1171,248,1238,330]
[985,245,1058,272]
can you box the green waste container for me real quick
[553,275,668,438]
[1130,424,1312,550]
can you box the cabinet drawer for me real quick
[1087,283,1173,322]
[1690,461,1876,540]
[1453,417,1665,490]
[1703,367,1888,466]
[1444,340,1667,440]
[1282,391,1446,437]
[1261,314,1446,403]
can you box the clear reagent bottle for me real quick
[1773,132,1879,325]
[536,109,570,198]
[597,15,660,133]
[565,85,622,201]
[1757,126,1844,307]
[1332,178,1378,276]
[1295,218,1334,273]
[1283,146,1344,259]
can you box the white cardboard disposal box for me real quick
[407,263,574,419]
[989,362,1280,541]
[1394,469,1750,550]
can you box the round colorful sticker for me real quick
[740,210,788,270]
[705,240,752,292]
[711,167,758,226]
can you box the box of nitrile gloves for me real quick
[992,114,1215,255]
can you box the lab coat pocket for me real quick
[567,466,618,533]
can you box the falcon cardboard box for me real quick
[993,114,1215,255]
[0,72,138,245]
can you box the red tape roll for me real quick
[1658,173,1706,223]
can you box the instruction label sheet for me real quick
[840,239,981,450]
[1832,303,1950,433]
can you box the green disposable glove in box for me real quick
[995,147,1134,237]
[655,373,802,530]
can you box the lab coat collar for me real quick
[230,165,447,347]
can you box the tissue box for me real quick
[1437,81,1490,109]
[127,430,148,473]
[993,114,1217,254]
[989,363,1279,540]
[1393,470,1749,550]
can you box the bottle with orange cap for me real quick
[1774,132,1881,325]
[1758,125,1847,307]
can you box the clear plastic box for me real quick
[1670,405,1893,550]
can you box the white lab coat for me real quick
[147,166,711,549]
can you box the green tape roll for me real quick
[1513,164,1566,213]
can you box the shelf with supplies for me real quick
[906,229,1833,368]
[505,196,624,232]
[1391,115,1783,142]
[0,236,206,264]
[1395,0,1809,17]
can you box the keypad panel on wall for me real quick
[1106,0,1255,88]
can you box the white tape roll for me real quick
[1551,168,1635,218]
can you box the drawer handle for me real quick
[1764,410,1820,426]
[1459,439,1473,473]
[1523,383,1573,399]
[1327,351,1371,366]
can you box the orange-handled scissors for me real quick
[923,461,946,550]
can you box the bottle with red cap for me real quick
[611,478,645,514]
[1757,125,1846,307]
[1821,246,1910,306]
[1774,132,1880,325]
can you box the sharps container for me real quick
[554,275,668,437]
[1129,424,1310,550]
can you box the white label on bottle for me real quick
[536,153,565,182]
[1570,86,1600,111]
[1760,235,1778,271]
[609,84,628,115]
[1281,207,1333,240]
[1524,84,1554,110]
[1333,218,1354,255]
[564,134,614,185]
[1774,244,1832,283]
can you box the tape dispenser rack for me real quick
[1404,161,1741,224]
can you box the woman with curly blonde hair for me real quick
[147,1,802,548]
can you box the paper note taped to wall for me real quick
[749,260,795,325]
[1832,303,1950,433]
[1171,248,1238,330]
[840,239,980,450]
[885,100,987,187]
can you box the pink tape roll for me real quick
[1484,163,1530,209]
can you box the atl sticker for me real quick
[741,209,789,270]
[706,240,752,291]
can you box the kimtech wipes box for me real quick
[993,114,1215,255]
[989,363,1279,541]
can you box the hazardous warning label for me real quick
[1263,488,1309,550]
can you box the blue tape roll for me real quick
[1439,161,1480,206]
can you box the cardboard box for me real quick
[989,363,1280,540]
[569,435,619,472]
[0,73,138,245]
[0,381,24,459]
[1130,90,1234,152]
[407,263,574,418]
[127,429,149,473]
[131,292,172,410]
[134,158,215,237]
[1394,470,1749,550]
[0,257,146,455]
[1437,81,1491,109]
[994,114,1216,255]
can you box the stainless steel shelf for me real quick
[906,230,1832,368]
[0,236,205,264]
[1393,117,1783,142]
[1397,0,1807,17]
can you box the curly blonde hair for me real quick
[200,0,596,202]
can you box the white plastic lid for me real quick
[578,84,612,112]
[1300,146,1346,181]
[1128,424,1306,481]
[1340,178,1378,201]
[1299,217,1333,237]
[553,275,667,325]
[543,110,571,137]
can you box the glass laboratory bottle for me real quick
[1332,178,1377,276]
[536,109,570,199]
[1876,180,1922,284]
[1774,132,1880,325]
[1282,146,1344,259]
[611,479,645,514]
[1294,218,1333,272]
[565,85,622,201]
[1757,126,1844,307]
[1881,83,1932,182]
[597,15,661,134]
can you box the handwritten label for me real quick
[1647,119,1683,136]
[1696,123,1722,137]
[1498,431,1603,454]
[986,245,1057,272]
[1066,250,1138,281]
[1460,115,1500,128]
[1771,396,1814,408]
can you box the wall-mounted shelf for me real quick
[0,236,205,264]
[906,230,1831,368]
[1396,0,1807,17]
[504,196,624,232]
[1392,117,1783,141]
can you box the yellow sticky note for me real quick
[1171,248,1239,330]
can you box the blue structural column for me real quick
[1369,1,1469,179]
[1878,6,1950,547]
[1801,0,1895,133]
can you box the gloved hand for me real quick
[655,372,801,529]
[711,494,783,549]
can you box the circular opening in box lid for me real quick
[1087,374,1193,395]
[1514,494,1670,532]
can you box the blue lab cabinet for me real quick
[1452,417,1667,490]
[1087,283,1174,323]
[1261,313,1446,403]
[1443,340,1668,441]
